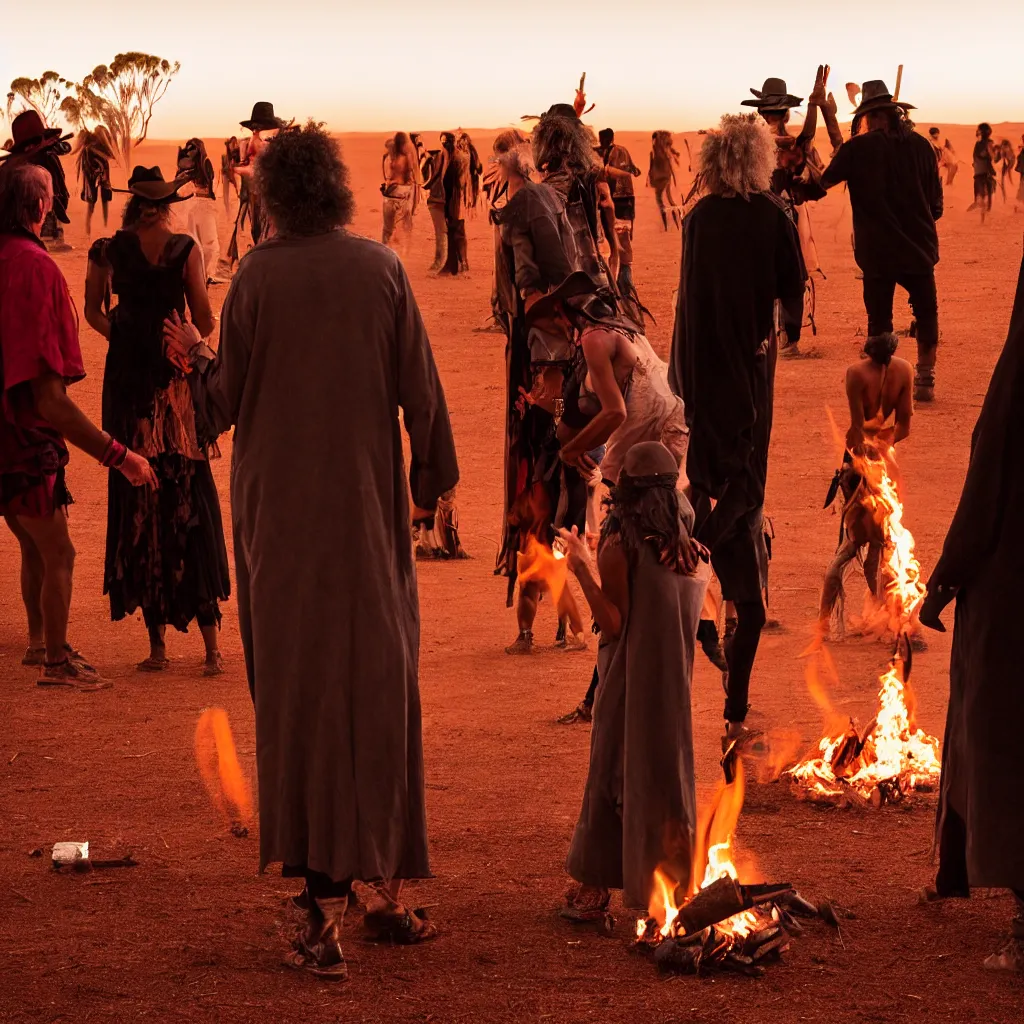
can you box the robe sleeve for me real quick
[820,140,850,190]
[188,268,254,439]
[776,205,806,344]
[393,261,459,511]
[0,254,84,393]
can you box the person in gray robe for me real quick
[555,442,706,915]
[919,253,1024,972]
[164,122,458,980]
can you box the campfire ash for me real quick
[634,761,825,977]
[789,446,941,808]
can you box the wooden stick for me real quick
[893,65,904,102]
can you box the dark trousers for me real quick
[862,271,938,352]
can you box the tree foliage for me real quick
[8,71,72,125]
[62,53,179,168]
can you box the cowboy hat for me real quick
[0,109,73,161]
[240,101,289,132]
[852,80,915,117]
[621,441,681,483]
[114,165,193,203]
[524,271,600,325]
[742,78,803,111]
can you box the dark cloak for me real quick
[669,191,804,497]
[928,253,1024,890]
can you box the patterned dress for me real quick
[88,231,230,631]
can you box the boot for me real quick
[914,363,935,403]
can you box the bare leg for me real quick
[4,515,45,647]
[556,585,585,636]
[200,624,220,667]
[507,581,540,653]
[101,197,109,228]
[13,511,74,663]
[84,202,95,236]
[147,621,167,663]
[820,537,859,629]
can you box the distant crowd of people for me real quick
[1,71,1022,981]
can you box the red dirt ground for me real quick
[2,125,1023,1022]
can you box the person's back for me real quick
[681,192,799,436]
[846,355,913,446]
[824,127,941,276]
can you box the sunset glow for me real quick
[4,0,1022,137]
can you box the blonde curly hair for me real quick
[696,113,776,198]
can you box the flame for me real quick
[195,708,253,828]
[516,535,567,605]
[643,762,760,942]
[789,447,940,801]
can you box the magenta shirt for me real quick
[0,230,86,475]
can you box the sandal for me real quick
[137,656,170,672]
[363,902,439,944]
[203,652,224,677]
[557,701,593,725]
[984,938,1024,972]
[559,884,611,922]
[37,658,111,692]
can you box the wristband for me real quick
[100,437,128,468]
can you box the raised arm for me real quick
[394,261,459,511]
[557,527,629,639]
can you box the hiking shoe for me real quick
[505,631,534,655]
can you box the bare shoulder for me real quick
[891,356,914,384]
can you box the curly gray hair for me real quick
[696,113,775,198]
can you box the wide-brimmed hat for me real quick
[240,101,288,132]
[852,80,915,117]
[0,109,73,161]
[114,165,193,203]
[742,78,803,111]
[524,271,600,325]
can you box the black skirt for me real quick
[105,453,230,630]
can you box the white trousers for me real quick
[186,197,221,281]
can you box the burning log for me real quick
[674,876,748,935]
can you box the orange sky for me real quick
[3,1,1022,137]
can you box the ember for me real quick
[790,443,941,806]
[195,708,253,833]
[634,762,814,977]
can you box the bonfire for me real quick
[634,760,827,977]
[787,446,942,807]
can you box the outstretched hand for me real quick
[917,588,950,633]
[808,64,831,107]
[660,532,709,576]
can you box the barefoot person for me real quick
[0,163,155,686]
[84,167,230,675]
[821,81,943,403]
[919,252,1024,973]
[670,114,805,747]
[164,122,458,979]
[381,131,416,248]
[819,332,913,631]
[648,131,683,230]
[559,441,706,919]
